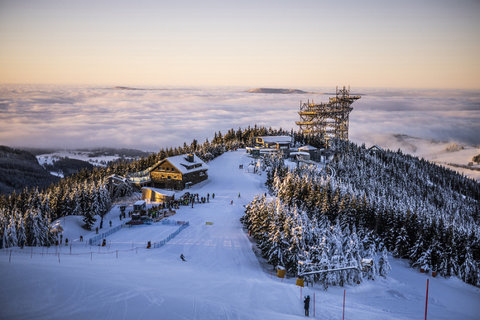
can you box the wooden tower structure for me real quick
[296,86,360,147]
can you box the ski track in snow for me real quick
[1,150,480,320]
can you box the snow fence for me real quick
[87,219,189,247]
[88,224,124,245]
[152,219,189,248]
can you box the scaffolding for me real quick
[296,86,360,147]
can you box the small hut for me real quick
[49,221,64,236]
[142,187,175,203]
[290,151,311,161]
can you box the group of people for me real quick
[186,192,215,208]
[54,234,69,246]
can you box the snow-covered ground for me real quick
[36,150,134,168]
[1,150,479,319]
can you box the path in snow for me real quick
[1,150,479,320]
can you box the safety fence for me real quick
[1,242,154,264]
[153,219,190,248]
[88,223,125,245]
[0,219,190,263]
[2,219,190,263]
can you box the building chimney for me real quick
[186,154,194,162]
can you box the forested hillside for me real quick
[251,140,480,287]
[42,157,94,177]
[0,146,59,194]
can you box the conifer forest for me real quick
[243,139,479,288]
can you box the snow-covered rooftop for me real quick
[141,187,176,197]
[290,151,310,156]
[368,145,384,152]
[298,145,317,151]
[162,154,208,174]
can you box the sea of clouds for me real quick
[0,85,479,152]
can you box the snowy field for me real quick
[36,150,133,167]
[1,150,479,320]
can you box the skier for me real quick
[180,253,186,262]
[238,192,241,198]
[304,295,310,316]
[212,193,215,199]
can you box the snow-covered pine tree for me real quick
[460,248,477,285]
[82,208,96,231]
[393,225,410,258]
[16,212,26,248]
[32,209,49,246]
[378,248,391,277]
[6,215,18,248]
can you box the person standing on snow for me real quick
[304,295,310,316]
[180,253,186,262]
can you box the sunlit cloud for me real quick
[0,85,478,151]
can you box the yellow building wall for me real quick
[142,188,173,203]
[151,160,183,182]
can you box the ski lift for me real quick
[297,258,374,277]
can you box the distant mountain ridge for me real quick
[246,88,310,94]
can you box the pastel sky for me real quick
[0,0,479,89]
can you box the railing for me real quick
[88,224,124,245]
[87,219,188,248]
[127,175,151,184]
[153,220,190,248]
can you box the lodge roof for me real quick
[141,187,176,197]
[152,154,208,174]
[290,151,310,156]
[368,145,384,152]
[298,145,317,151]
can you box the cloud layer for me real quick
[0,85,479,151]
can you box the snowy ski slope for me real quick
[1,150,479,319]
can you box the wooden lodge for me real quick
[255,136,292,150]
[149,153,208,190]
